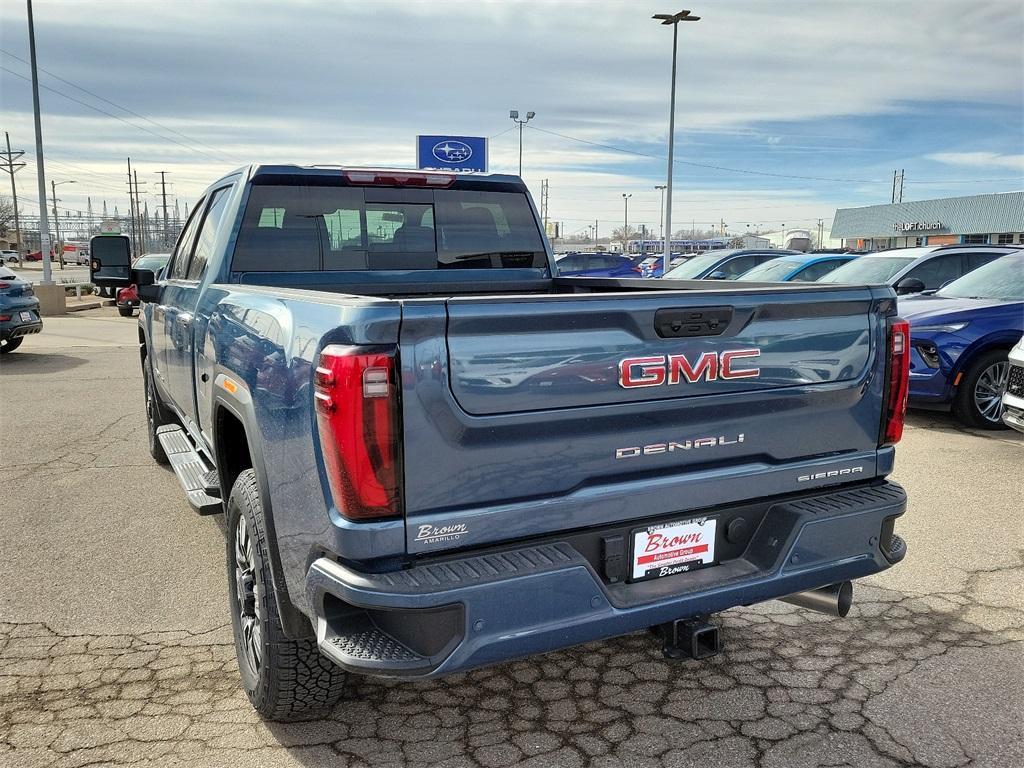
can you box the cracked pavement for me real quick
[2,308,1022,768]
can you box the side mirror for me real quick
[707,270,728,280]
[89,234,132,288]
[895,277,926,295]
[132,268,160,303]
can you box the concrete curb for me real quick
[65,299,116,313]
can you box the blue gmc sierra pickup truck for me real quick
[91,166,909,721]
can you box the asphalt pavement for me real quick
[1,307,1022,768]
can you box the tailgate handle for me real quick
[655,306,733,338]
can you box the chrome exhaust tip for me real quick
[778,581,853,618]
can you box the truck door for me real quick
[154,186,232,430]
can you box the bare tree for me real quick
[0,195,14,240]
[610,225,640,245]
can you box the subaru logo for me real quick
[432,140,473,164]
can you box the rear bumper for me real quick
[1,316,43,343]
[306,482,907,678]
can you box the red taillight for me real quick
[881,318,910,446]
[342,169,455,187]
[0,315,11,322]
[313,345,401,520]
[0,282,10,289]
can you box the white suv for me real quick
[1000,336,1024,433]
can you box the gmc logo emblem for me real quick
[618,349,761,389]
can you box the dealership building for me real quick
[830,191,1024,251]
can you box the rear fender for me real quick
[212,382,313,638]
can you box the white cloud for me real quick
[926,152,1024,172]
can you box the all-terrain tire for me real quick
[143,360,170,464]
[952,349,1010,430]
[226,469,346,721]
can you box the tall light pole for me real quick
[653,9,700,275]
[27,0,54,285]
[622,193,632,253]
[509,110,535,177]
[655,185,667,240]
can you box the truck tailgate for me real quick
[398,287,890,554]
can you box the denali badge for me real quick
[618,348,761,389]
[797,466,864,483]
[414,523,468,544]
[616,433,744,459]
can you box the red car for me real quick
[116,253,169,317]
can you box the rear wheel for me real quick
[0,337,24,354]
[953,349,1010,430]
[226,469,346,721]
[143,361,170,464]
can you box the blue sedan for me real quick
[900,252,1024,429]
[734,252,860,282]
[0,265,42,354]
[555,252,644,277]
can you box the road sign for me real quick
[416,135,487,173]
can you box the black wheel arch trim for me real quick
[212,386,313,639]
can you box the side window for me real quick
[186,187,232,280]
[907,254,963,288]
[965,252,999,271]
[167,198,206,280]
[795,259,842,282]
[719,254,759,277]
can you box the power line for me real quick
[0,48,241,164]
[0,64,233,165]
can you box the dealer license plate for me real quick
[20,311,33,322]
[631,517,717,582]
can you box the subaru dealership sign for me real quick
[416,135,487,173]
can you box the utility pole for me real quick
[50,180,61,269]
[157,170,169,249]
[540,178,549,234]
[817,218,824,249]
[593,219,598,251]
[898,169,905,204]
[1,132,26,266]
[653,9,701,275]
[134,169,143,253]
[27,0,54,285]
[127,159,137,255]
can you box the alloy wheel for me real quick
[233,514,263,675]
[974,360,1009,424]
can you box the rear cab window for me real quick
[232,182,547,273]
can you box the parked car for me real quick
[637,253,689,278]
[91,164,909,722]
[1000,337,1024,433]
[2,250,19,264]
[734,253,860,282]
[0,265,42,353]
[818,244,1018,295]
[555,252,644,277]
[116,253,170,317]
[900,251,1024,428]
[663,248,801,280]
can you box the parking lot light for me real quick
[653,9,701,275]
[509,109,536,177]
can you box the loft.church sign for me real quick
[893,221,943,232]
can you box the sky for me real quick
[1,0,1022,239]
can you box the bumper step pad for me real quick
[156,425,222,515]
[317,614,427,672]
